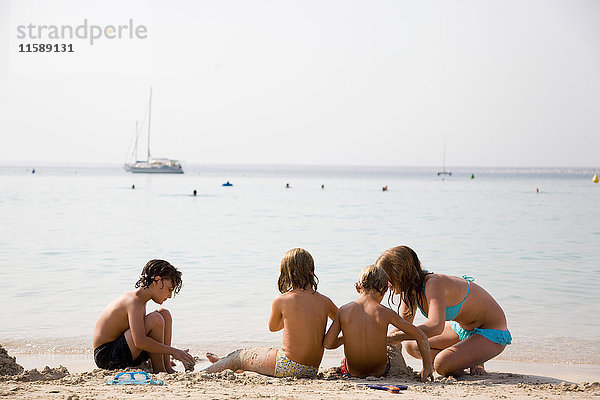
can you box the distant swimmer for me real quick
[536,188,539,193]
[31,168,36,174]
[382,186,388,192]
[132,184,135,189]
[321,184,325,189]
[286,183,290,189]
[193,190,197,196]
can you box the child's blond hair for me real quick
[278,248,318,293]
[356,264,388,294]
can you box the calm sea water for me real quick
[1,164,599,365]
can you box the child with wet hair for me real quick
[324,265,433,380]
[204,248,338,378]
[93,259,195,373]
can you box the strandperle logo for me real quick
[16,19,148,45]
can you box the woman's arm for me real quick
[417,277,446,338]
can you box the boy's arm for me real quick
[127,300,194,365]
[323,310,343,349]
[388,311,433,382]
[268,297,284,332]
[387,300,415,344]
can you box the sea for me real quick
[1,164,599,372]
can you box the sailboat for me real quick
[124,88,184,174]
[437,142,452,176]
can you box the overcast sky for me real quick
[1,0,599,167]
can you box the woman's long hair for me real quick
[376,246,431,318]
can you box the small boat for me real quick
[124,88,184,174]
[437,142,452,177]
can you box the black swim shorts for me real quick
[94,332,150,370]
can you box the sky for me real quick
[0,0,599,167]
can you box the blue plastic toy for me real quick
[106,371,164,385]
[356,383,407,393]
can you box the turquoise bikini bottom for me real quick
[451,321,512,345]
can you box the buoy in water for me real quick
[593,174,599,183]
[471,173,475,179]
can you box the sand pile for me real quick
[15,366,70,382]
[0,344,69,382]
[0,344,24,376]
[386,344,416,378]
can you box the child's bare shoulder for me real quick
[375,302,401,322]
[313,291,338,307]
[338,301,359,315]
[112,290,143,310]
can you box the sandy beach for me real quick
[2,345,599,400]
[2,366,600,400]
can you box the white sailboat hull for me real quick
[124,159,183,174]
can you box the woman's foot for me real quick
[470,364,486,375]
[206,352,221,363]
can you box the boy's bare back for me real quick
[93,291,144,349]
[271,289,337,368]
[325,264,432,380]
[337,297,392,377]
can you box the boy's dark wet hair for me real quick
[278,248,318,294]
[135,259,183,295]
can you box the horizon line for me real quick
[0,160,598,171]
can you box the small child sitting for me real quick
[93,259,195,373]
[204,248,338,378]
[324,265,433,380]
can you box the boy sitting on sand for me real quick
[204,248,337,378]
[93,259,195,373]
[324,265,433,380]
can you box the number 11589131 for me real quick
[19,43,74,52]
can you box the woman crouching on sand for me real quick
[376,246,511,377]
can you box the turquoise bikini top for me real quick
[417,275,474,321]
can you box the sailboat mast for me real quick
[134,121,139,161]
[442,141,446,173]
[147,87,152,162]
